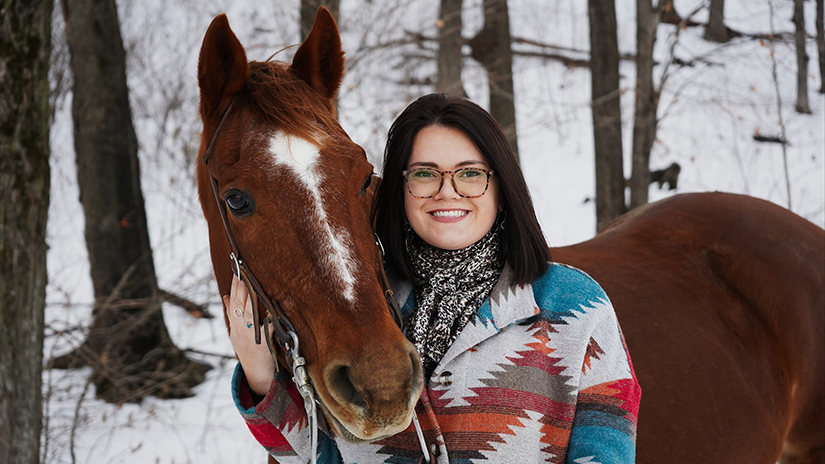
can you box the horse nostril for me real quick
[330,365,366,409]
[410,352,423,399]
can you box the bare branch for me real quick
[767,0,793,210]
[158,289,214,319]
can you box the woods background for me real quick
[1,0,822,462]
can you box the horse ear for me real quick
[290,7,345,108]
[198,14,248,119]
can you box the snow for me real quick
[42,0,823,462]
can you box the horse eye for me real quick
[224,191,253,215]
[360,175,372,194]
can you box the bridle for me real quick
[202,101,431,463]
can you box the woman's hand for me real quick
[223,274,276,397]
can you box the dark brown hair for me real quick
[373,93,551,285]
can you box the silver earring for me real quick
[497,210,506,230]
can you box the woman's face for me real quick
[404,125,499,250]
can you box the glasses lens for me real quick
[454,168,489,197]
[407,169,442,197]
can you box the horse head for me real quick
[196,8,423,442]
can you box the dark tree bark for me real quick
[0,2,53,461]
[470,0,519,159]
[588,0,626,231]
[794,0,812,113]
[436,0,467,96]
[49,0,209,403]
[301,0,339,39]
[817,0,824,94]
[629,0,664,209]
[704,0,729,43]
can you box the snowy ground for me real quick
[42,0,823,462]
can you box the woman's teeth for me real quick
[431,210,467,217]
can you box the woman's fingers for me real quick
[223,275,277,396]
[225,275,248,331]
[235,274,248,302]
[223,294,231,318]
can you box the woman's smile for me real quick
[429,209,469,221]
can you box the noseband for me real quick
[202,101,421,463]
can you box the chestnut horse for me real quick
[197,10,422,443]
[196,8,825,464]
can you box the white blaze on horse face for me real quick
[269,130,357,302]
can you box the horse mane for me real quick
[245,60,345,152]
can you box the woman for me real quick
[226,94,640,463]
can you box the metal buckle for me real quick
[374,233,385,257]
[230,252,240,276]
[285,331,318,464]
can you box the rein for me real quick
[202,102,428,463]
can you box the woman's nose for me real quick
[433,175,459,200]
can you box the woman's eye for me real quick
[460,169,481,178]
[412,170,435,179]
[225,192,252,215]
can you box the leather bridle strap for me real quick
[375,233,404,328]
[203,102,293,350]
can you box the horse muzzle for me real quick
[316,342,424,442]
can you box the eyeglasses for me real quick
[402,167,495,199]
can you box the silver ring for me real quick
[233,307,243,318]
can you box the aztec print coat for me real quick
[232,263,641,463]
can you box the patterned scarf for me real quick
[406,225,505,377]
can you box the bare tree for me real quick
[301,0,339,38]
[588,0,625,230]
[49,0,209,403]
[0,1,53,462]
[817,0,824,93]
[793,0,812,113]
[705,0,729,43]
[470,0,519,158]
[629,0,666,209]
[436,0,467,96]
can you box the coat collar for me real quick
[390,264,540,377]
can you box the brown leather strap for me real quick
[202,102,234,166]
[376,235,404,328]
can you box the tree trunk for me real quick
[50,0,209,403]
[588,0,626,231]
[300,0,339,39]
[704,0,729,43]
[436,0,467,97]
[794,0,812,113]
[0,2,53,461]
[817,0,824,94]
[629,0,663,209]
[470,0,519,159]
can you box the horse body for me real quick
[553,193,825,464]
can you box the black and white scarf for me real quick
[406,225,505,377]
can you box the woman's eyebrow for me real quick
[455,160,488,168]
[408,160,489,168]
[408,161,440,168]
